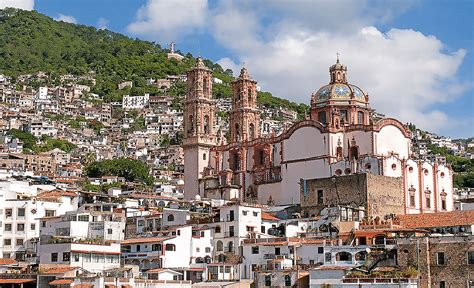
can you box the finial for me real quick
[336,52,340,63]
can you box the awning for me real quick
[105,285,117,288]
[50,279,74,285]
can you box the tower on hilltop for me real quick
[229,67,260,142]
[183,57,216,200]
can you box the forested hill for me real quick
[0,8,308,116]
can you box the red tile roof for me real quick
[398,210,474,229]
[261,212,280,221]
[0,258,17,265]
[0,279,35,284]
[50,279,74,285]
[43,266,79,274]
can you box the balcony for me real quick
[253,167,282,185]
[263,253,290,260]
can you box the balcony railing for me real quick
[263,253,289,260]
[253,167,282,185]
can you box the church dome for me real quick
[311,57,368,106]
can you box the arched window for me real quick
[235,123,240,141]
[215,226,221,234]
[358,111,364,124]
[165,244,176,251]
[247,88,252,103]
[188,115,194,134]
[167,214,174,222]
[216,240,223,251]
[249,123,255,141]
[195,257,204,263]
[203,115,209,134]
[217,254,226,262]
[227,241,234,253]
[203,77,209,93]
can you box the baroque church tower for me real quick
[229,67,260,142]
[183,57,216,200]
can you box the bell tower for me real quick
[229,67,260,142]
[183,57,216,199]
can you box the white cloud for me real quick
[55,14,77,24]
[97,17,109,30]
[0,0,34,10]
[127,0,208,43]
[127,0,468,136]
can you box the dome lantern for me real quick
[329,53,347,84]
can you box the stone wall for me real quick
[397,236,474,288]
[300,172,404,217]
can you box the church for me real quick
[183,57,454,215]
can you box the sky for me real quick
[1,0,473,138]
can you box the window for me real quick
[78,215,89,222]
[410,195,416,207]
[357,111,364,124]
[325,252,332,262]
[45,210,55,217]
[203,153,206,160]
[167,214,175,222]
[4,224,12,232]
[225,266,231,273]
[5,209,12,217]
[242,210,248,216]
[229,226,234,237]
[317,190,324,204]
[275,247,280,255]
[83,253,91,262]
[215,226,221,233]
[468,251,474,264]
[205,247,211,253]
[340,110,348,123]
[152,244,161,251]
[285,275,292,287]
[41,221,46,228]
[16,239,23,246]
[165,244,176,251]
[318,111,326,124]
[439,281,446,288]
[51,253,58,262]
[437,252,445,265]
[229,210,235,221]
[217,241,223,251]
[318,247,324,254]
[426,196,431,208]
[73,253,80,262]
[253,211,258,217]
[200,231,205,237]
[265,275,271,286]
[17,208,25,217]
[252,246,259,254]
[441,199,447,210]
[63,252,70,262]
[30,223,36,230]
[17,223,25,232]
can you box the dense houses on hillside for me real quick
[0,57,471,288]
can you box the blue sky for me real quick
[15,0,474,138]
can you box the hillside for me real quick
[0,8,308,116]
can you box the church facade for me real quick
[183,57,454,215]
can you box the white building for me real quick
[122,93,150,110]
